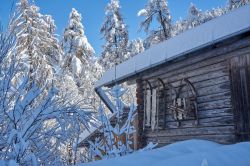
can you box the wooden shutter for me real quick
[230,54,250,142]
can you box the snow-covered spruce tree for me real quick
[88,85,136,161]
[138,0,172,48]
[81,59,104,109]
[62,8,101,108]
[54,69,102,165]
[172,3,225,37]
[203,7,225,23]
[128,38,145,57]
[62,8,95,72]
[189,7,222,28]
[0,28,95,165]
[43,14,63,67]
[2,1,95,164]
[227,0,250,10]
[100,0,129,70]
[172,3,201,36]
[187,3,202,29]
[171,18,188,37]
[61,9,104,164]
[0,26,13,64]
[9,0,62,87]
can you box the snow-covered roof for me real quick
[95,5,250,88]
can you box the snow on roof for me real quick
[78,139,250,166]
[95,5,250,88]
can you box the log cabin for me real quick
[81,4,250,150]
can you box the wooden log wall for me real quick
[136,34,250,147]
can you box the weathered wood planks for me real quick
[136,36,250,147]
[230,53,250,142]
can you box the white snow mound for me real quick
[79,139,250,166]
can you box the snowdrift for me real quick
[80,139,250,166]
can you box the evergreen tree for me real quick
[0,17,94,165]
[200,7,225,23]
[62,8,101,107]
[138,0,172,47]
[172,19,188,37]
[100,0,129,70]
[9,0,61,86]
[187,3,202,28]
[228,0,250,10]
[173,3,202,35]
[43,14,63,67]
[62,8,94,73]
[128,38,145,57]
[172,3,225,37]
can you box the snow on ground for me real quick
[79,139,250,166]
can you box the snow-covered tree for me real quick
[43,14,62,67]
[9,0,62,87]
[86,84,157,162]
[227,0,250,10]
[201,7,225,23]
[128,38,145,57]
[171,19,188,36]
[0,27,95,165]
[172,3,201,36]
[80,60,104,108]
[0,26,13,64]
[100,0,129,70]
[62,8,95,73]
[88,85,136,161]
[61,8,101,109]
[58,9,103,162]
[0,2,98,164]
[138,0,172,47]
[172,3,225,37]
[187,3,202,28]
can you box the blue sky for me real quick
[0,0,227,55]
